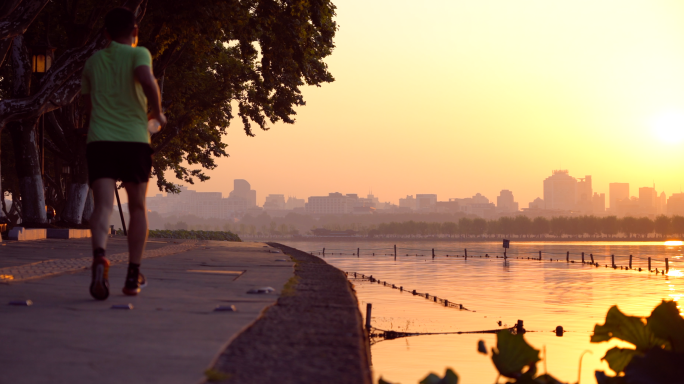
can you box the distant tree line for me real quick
[367,215,684,239]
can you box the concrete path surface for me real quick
[0,239,294,384]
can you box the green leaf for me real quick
[602,347,639,374]
[419,369,459,384]
[647,300,684,352]
[491,330,540,378]
[591,305,664,350]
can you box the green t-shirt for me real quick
[81,42,152,144]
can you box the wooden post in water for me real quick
[357,248,360,258]
[566,251,569,263]
[590,254,594,264]
[582,252,585,263]
[394,245,397,261]
[465,249,468,258]
[365,303,372,330]
[629,255,633,269]
[666,258,669,273]
[323,248,325,257]
[432,248,435,259]
[539,250,542,260]
[648,257,652,271]
[611,255,615,268]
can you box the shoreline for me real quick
[246,237,682,243]
[208,243,372,384]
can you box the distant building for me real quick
[399,195,416,210]
[657,191,667,215]
[263,194,286,210]
[496,190,519,212]
[305,193,359,214]
[639,187,657,216]
[668,193,684,216]
[285,196,305,210]
[435,200,460,213]
[415,194,437,212]
[609,183,629,213]
[229,179,257,207]
[528,197,544,210]
[145,179,257,219]
[451,193,496,217]
[543,170,577,211]
[592,192,606,214]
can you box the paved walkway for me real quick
[0,239,294,384]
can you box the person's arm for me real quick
[134,65,167,125]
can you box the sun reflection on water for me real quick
[664,240,684,246]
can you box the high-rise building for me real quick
[592,192,606,214]
[496,190,519,212]
[609,183,629,212]
[229,179,257,207]
[668,193,684,216]
[543,170,577,211]
[638,187,657,215]
[657,192,667,215]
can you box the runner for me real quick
[81,7,166,300]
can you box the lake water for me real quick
[275,239,684,384]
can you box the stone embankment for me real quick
[209,242,372,384]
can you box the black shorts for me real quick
[86,141,153,185]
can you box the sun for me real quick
[650,111,684,144]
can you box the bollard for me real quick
[648,257,651,271]
[582,252,585,263]
[394,245,397,261]
[629,255,632,269]
[590,254,594,264]
[566,251,569,263]
[365,303,372,330]
[432,248,435,259]
[612,255,615,268]
[555,326,564,337]
[516,320,524,334]
[357,248,360,258]
[666,258,669,273]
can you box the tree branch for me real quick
[0,0,50,41]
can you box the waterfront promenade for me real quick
[0,237,370,384]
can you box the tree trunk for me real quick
[62,183,88,224]
[9,119,46,224]
[59,117,89,224]
[0,134,7,224]
[81,188,93,223]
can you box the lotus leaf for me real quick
[602,347,639,374]
[646,300,684,352]
[591,306,665,350]
[491,330,540,379]
[419,369,459,384]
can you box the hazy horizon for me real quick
[155,0,684,206]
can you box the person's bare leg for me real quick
[123,181,148,264]
[91,178,116,251]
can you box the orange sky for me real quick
[160,0,684,207]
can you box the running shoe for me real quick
[122,268,146,296]
[90,257,110,300]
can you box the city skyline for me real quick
[141,171,684,219]
[150,0,684,211]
